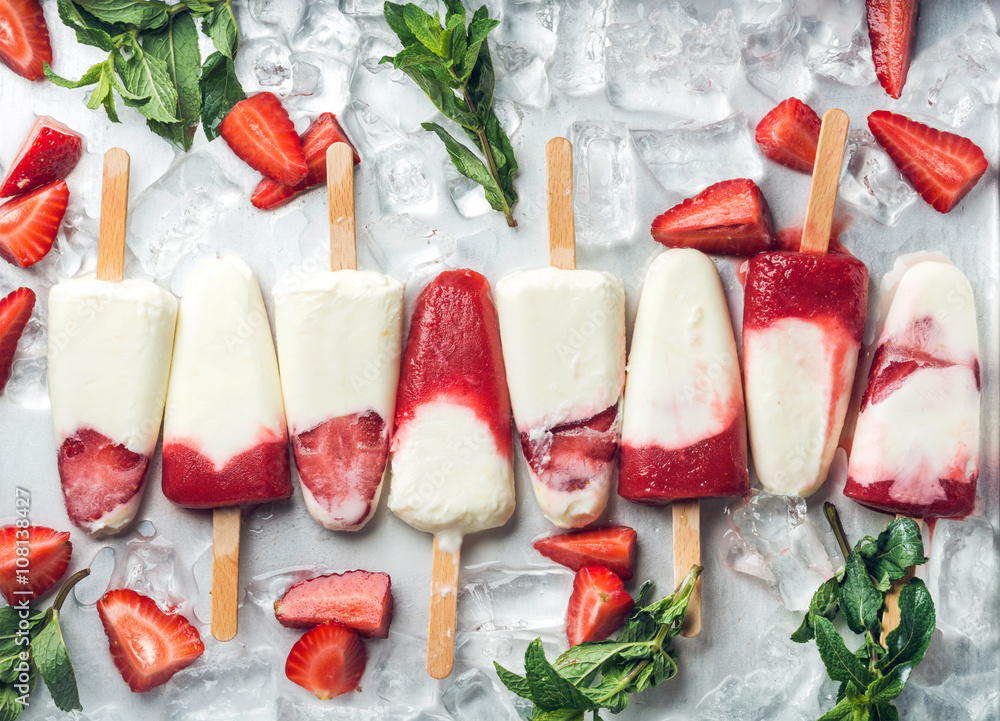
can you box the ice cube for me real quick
[3,309,48,410]
[73,546,115,606]
[443,668,522,721]
[740,0,813,101]
[838,129,919,228]
[928,516,999,640]
[499,0,557,60]
[455,630,564,676]
[494,44,551,109]
[493,98,524,139]
[342,101,407,158]
[341,0,435,14]
[605,7,739,122]
[375,144,437,215]
[276,698,423,721]
[631,114,764,196]
[446,167,493,219]
[285,51,352,114]
[798,0,876,87]
[291,0,361,59]
[457,563,572,632]
[249,0,305,35]
[289,58,321,98]
[361,214,456,283]
[112,536,192,614]
[550,0,609,96]
[370,632,438,708]
[569,121,633,245]
[162,650,276,721]
[235,37,293,95]
[722,492,843,611]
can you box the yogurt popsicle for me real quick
[387,268,514,678]
[619,248,748,502]
[845,260,979,518]
[496,268,625,528]
[161,256,291,507]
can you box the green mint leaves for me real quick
[45,0,245,150]
[496,566,702,719]
[794,509,934,721]
[0,569,89,721]
[382,1,519,227]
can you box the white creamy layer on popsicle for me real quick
[273,270,403,529]
[496,267,625,527]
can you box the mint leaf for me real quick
[43,60,105,89]
[523,639,596,712]
[858,519,927,587]
[813,616,872,690]
[144,10,202,149]
[879,578,935,674]
[57,0,121,51]
[200,51,245,140]
[30,612,80,712]
[793,576,840,643]
[816,697,855,721]
[532,711,586,721]
[76,0,169,29]
[403,5,448,57]
[0,664,35,721]
[422,122,509,214]
[870,702,899,721]
[840,552,882,636]
[867,671,905,704]
[202,3,239,58]
[0,608,44,684]
[494,662,532,700]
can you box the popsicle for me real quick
[47,149,177,537]
[162,255,291,641]
[495,137,625,528]
[845,260,979,518]
[273,144,403,530]
[618,248,749,636]
[743,109,867,497]
[387,268,514,679]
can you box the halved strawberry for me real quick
[285,620,366,699]
[650,178,776,256]
[220,92,307,186]
[0,286,34,392]
[0,0,52,81]
[275,570,392,638]
[252,113,360,210]
[868,110,988,213]
[0,525,71,604]
[534,526,637,581]
[97,588,205,693]
[755,98,822,173]
[566,566,634,646]
[867,0,919,99]
[1,117,83,197]
[0,180,68,267]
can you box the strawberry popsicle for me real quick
[845,260,979,518]
[743,250,868,496]
[48,279,177,535]
[495,268,625,528]
[387,268,515,543]
[273,271,403,529]
[619,248,748,502]
[161,256,291,507]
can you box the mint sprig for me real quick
[44,0,245,150]
[0,569,90,721]
[794,506,934,721]
[495,566,702,720]
[381,1,519,227]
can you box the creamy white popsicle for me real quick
[161,256,291,508]
[273,270,403,530]
[48,278,177,536]
[618,249,748,502]
[495,267,625,528]
[845,260,979,518]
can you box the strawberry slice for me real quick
[0,180,68,267]
[867,0,919,99]
[252,113,360,210]
[220,92,307,186]
[0,0,52,81]
[275,570,392,638]
[0,526,71,604]
[868,110,988,213]
[650,178,776,256]
[566,566,634,646]
[1,117,83,197]
[97,588,205,693]
[533,526,637,581]
[285,620,366,699]
[755,98,822,173]
[0,286,34,392]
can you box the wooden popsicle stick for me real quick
[880,515,924,646]
[211,506,241,641]
[327,143,357,272]
[800,109,850,255]
[96,148,130,282]
[674,500,702,637]
[427,536,461,679]
[546,137,576,270]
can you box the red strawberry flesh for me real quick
[566,566,634,646]
[0,0,52,81]
[0,525,71,604]
[220,92,307,186]
[0,286,35,392]
[275,570,393,637]
[284,620,366,699]
[867,0,919,99]
[755,98,822,173]
[533,525,637,581]
[0,180,69,267]
[1,117,83,197]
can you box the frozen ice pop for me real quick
[496,144,625,532]
[48,149,177,537]
[387,268,514,678]
[743,109,866,498]
[619,248,748,503]
[273,144,403,530]
[845,260,979,518]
